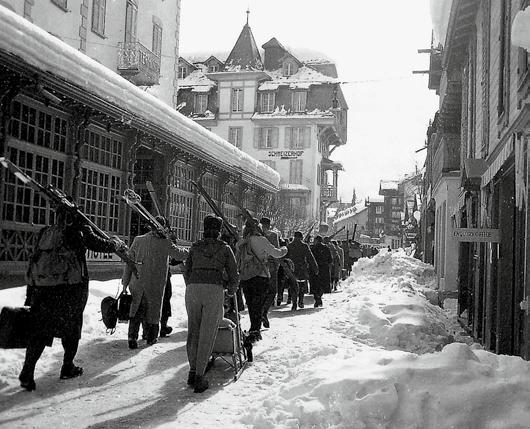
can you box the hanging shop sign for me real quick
[452,228,500,242]
[268,150,303,159]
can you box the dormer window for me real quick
[178,66,187,79]
[292,91,307,112]
[194,94,208,114]
[283,60,296,76]
[260,92,275,113]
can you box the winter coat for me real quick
[328,243,341,279]
[287,238,318,281]
[26,224,118,343]
[184,237,239,295]
[310,242,333,295]
[236,235,287,280]
[123,231,188,324]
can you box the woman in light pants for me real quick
[183,215,239,393]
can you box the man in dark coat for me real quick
[310,235,333,307]
[20,205,124,391]
[287,231,318,309]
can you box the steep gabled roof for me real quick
[225,23,263,71]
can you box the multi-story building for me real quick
[177,18,347,223]
[379,180,404,247]
[0,4,279,285]
[421,0,530,358]
[1,0,181,107]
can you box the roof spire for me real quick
[246,8,250,26]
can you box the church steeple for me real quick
[224,10,263,71]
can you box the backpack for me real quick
[27,225,83,287]
[101,296,118,333]
[237,238,267,281]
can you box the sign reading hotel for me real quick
[86,250,121,262]
[268,150,303,159]
[452,228,500,242]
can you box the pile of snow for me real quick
[2,251,530,428]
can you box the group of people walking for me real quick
[18,205,357,395]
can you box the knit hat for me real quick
[203,214,223,231]
[260,217,271,227]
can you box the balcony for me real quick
[432,134,460,186]
[321,185,337,202]
[117,42,160,86]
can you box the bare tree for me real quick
[256,194,316,238]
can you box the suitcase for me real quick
[0,306,31,349]
[117,291,132,323]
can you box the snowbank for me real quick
[1,251,530,428]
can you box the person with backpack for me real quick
[287,231,318,309]
[259,217,280,329]
[183,214,239,393]
[19,205,125,391]
[236,218,287,343]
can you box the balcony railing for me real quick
[432,134,460,186]
[117,42,160,86]
[321,185,337,201]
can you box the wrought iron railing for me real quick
[117,42,160,86]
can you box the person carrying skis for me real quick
[122,216,188,349]
[20,204,125,391]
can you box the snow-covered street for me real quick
[1,250,530,429]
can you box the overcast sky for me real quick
[179,0,439,202]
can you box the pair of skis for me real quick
[0,157,140,278]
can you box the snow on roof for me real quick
[257,82,280,91]
[266,65,338,86]
[512,6,530,51]
[380,180,399,191]
[0,8,279,190]
[334,202,368,223]
[252,107,335,120]
[177,70,216,91]
[368,195,385,203]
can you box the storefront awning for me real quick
[481,138,514,187]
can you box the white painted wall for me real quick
[433,175,460,292]
[5,0,179,107]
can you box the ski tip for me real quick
[0,157,7,167]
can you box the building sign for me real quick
[405,232,417,239]
[86,250,121,262]
[268,150,303,159]
[452,228,500,242]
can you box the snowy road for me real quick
[1,251,530,428]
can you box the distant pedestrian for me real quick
[287,231,318,309]
[122,216,188,349]
[20,204,124,391]
[310,235,332,307]
[183,214,239,393]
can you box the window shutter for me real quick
[304,127,311,148]
[285,127,292,148]
[298,160,303,184]
[289,160,295,183]
[253,128,260,148]
[272,127,279,148]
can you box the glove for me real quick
[111,236,127,252]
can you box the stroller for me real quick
[209,291,251,380]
